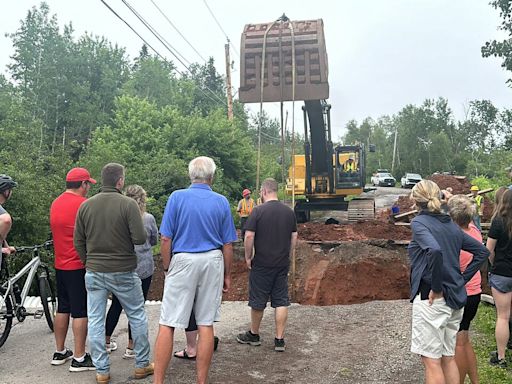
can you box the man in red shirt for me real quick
[50,167,96,371]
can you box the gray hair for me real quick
[447,194,475,228]
[188,156,216,183]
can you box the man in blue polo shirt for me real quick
[153,156,237,384]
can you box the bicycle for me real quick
[0,240,56,348]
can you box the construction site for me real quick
[148,173,494,306]
[146,18,497,306]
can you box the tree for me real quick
[482,0,512,85]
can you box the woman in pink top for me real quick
[448,195,481,384]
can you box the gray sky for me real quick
[1,0,510,140]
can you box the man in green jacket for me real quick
[74,163,153,384]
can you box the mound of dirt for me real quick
[298,220,411,241]
[427,174,472,194]
[294,242,410,305]
[148,241,412,306]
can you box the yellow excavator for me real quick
[239,16,375,222]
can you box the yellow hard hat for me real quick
[470,185,479,191]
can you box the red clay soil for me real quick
[148,240,412,305]
[297,220,411,241]
[427,174,472,194]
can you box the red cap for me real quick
[66,167,97,184]
[243,188,251,197]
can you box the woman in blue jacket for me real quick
[408,180,488,383]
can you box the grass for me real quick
[470,302,512,383]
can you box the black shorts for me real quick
[56,269,87,318]
[249,264,290,310]
[459,293,481,331]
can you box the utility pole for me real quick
[224,41,234,120]
[391,127,398,173]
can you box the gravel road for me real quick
[0,300,423,383]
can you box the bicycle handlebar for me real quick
[14,240,54,253]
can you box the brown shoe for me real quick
[96,373,110,384]
[134,362,154,379]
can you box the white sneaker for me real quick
[123,348,135,359]
[106,340,118,353]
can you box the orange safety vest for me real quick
[239,198,254,217]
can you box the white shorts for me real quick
[159,250,224,329]
[411,295,463,359]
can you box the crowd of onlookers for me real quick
[408,168,512,384]
[1,157,298,384]
[4,160,512,384]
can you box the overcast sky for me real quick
[1,0,510,139]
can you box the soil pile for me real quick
[427,174,472,194]
[294,242,410,305]
[148,241,412,306]
[298,220,411,241]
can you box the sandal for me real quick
[173,349,196,360]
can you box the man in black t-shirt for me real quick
[236,178,297,352]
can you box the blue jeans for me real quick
[85,271,150,374]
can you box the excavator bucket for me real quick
[239,18,329,103]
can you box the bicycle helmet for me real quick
[0,174,17,192]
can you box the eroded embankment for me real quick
[208,240,411,305]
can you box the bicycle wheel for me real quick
[0,289,13,348]
[39,276,56,332]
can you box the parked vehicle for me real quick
[400,173,422,188]
[371,172,396,187]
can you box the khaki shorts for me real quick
[159,250,223,329]
[411,295,463,359]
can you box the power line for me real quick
[121,0,192,68]
[119,0,228,107]
[100,0,226,108]
[202,0,240,58]
[149,0,207,63]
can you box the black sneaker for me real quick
[69,353,96,372]
[236,331,261,346]
[274,338,285,352]
[489,351,507,368]
[51,348,73,366]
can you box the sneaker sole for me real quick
[51,357,73,366]
[236,337,261,346]
[69,366,96,372]
[274,346,285,352]
[123,354,135,359]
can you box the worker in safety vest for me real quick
[343,155,357,173]
[470,185,483,231]
[237,188,255,240]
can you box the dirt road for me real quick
[0,301,423,384]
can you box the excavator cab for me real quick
[335,145,366,191]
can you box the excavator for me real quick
[239,17,375,222]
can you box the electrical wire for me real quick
[149,0,207,63]
[119,0,228,107]
[101,0,225,108]
[202,0,240,58]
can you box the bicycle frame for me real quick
[2,255,42,308]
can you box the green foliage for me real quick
[482,0,512,85]
[472,303,512,383]
[80,96,256,221]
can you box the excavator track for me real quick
[347,199,375,222]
